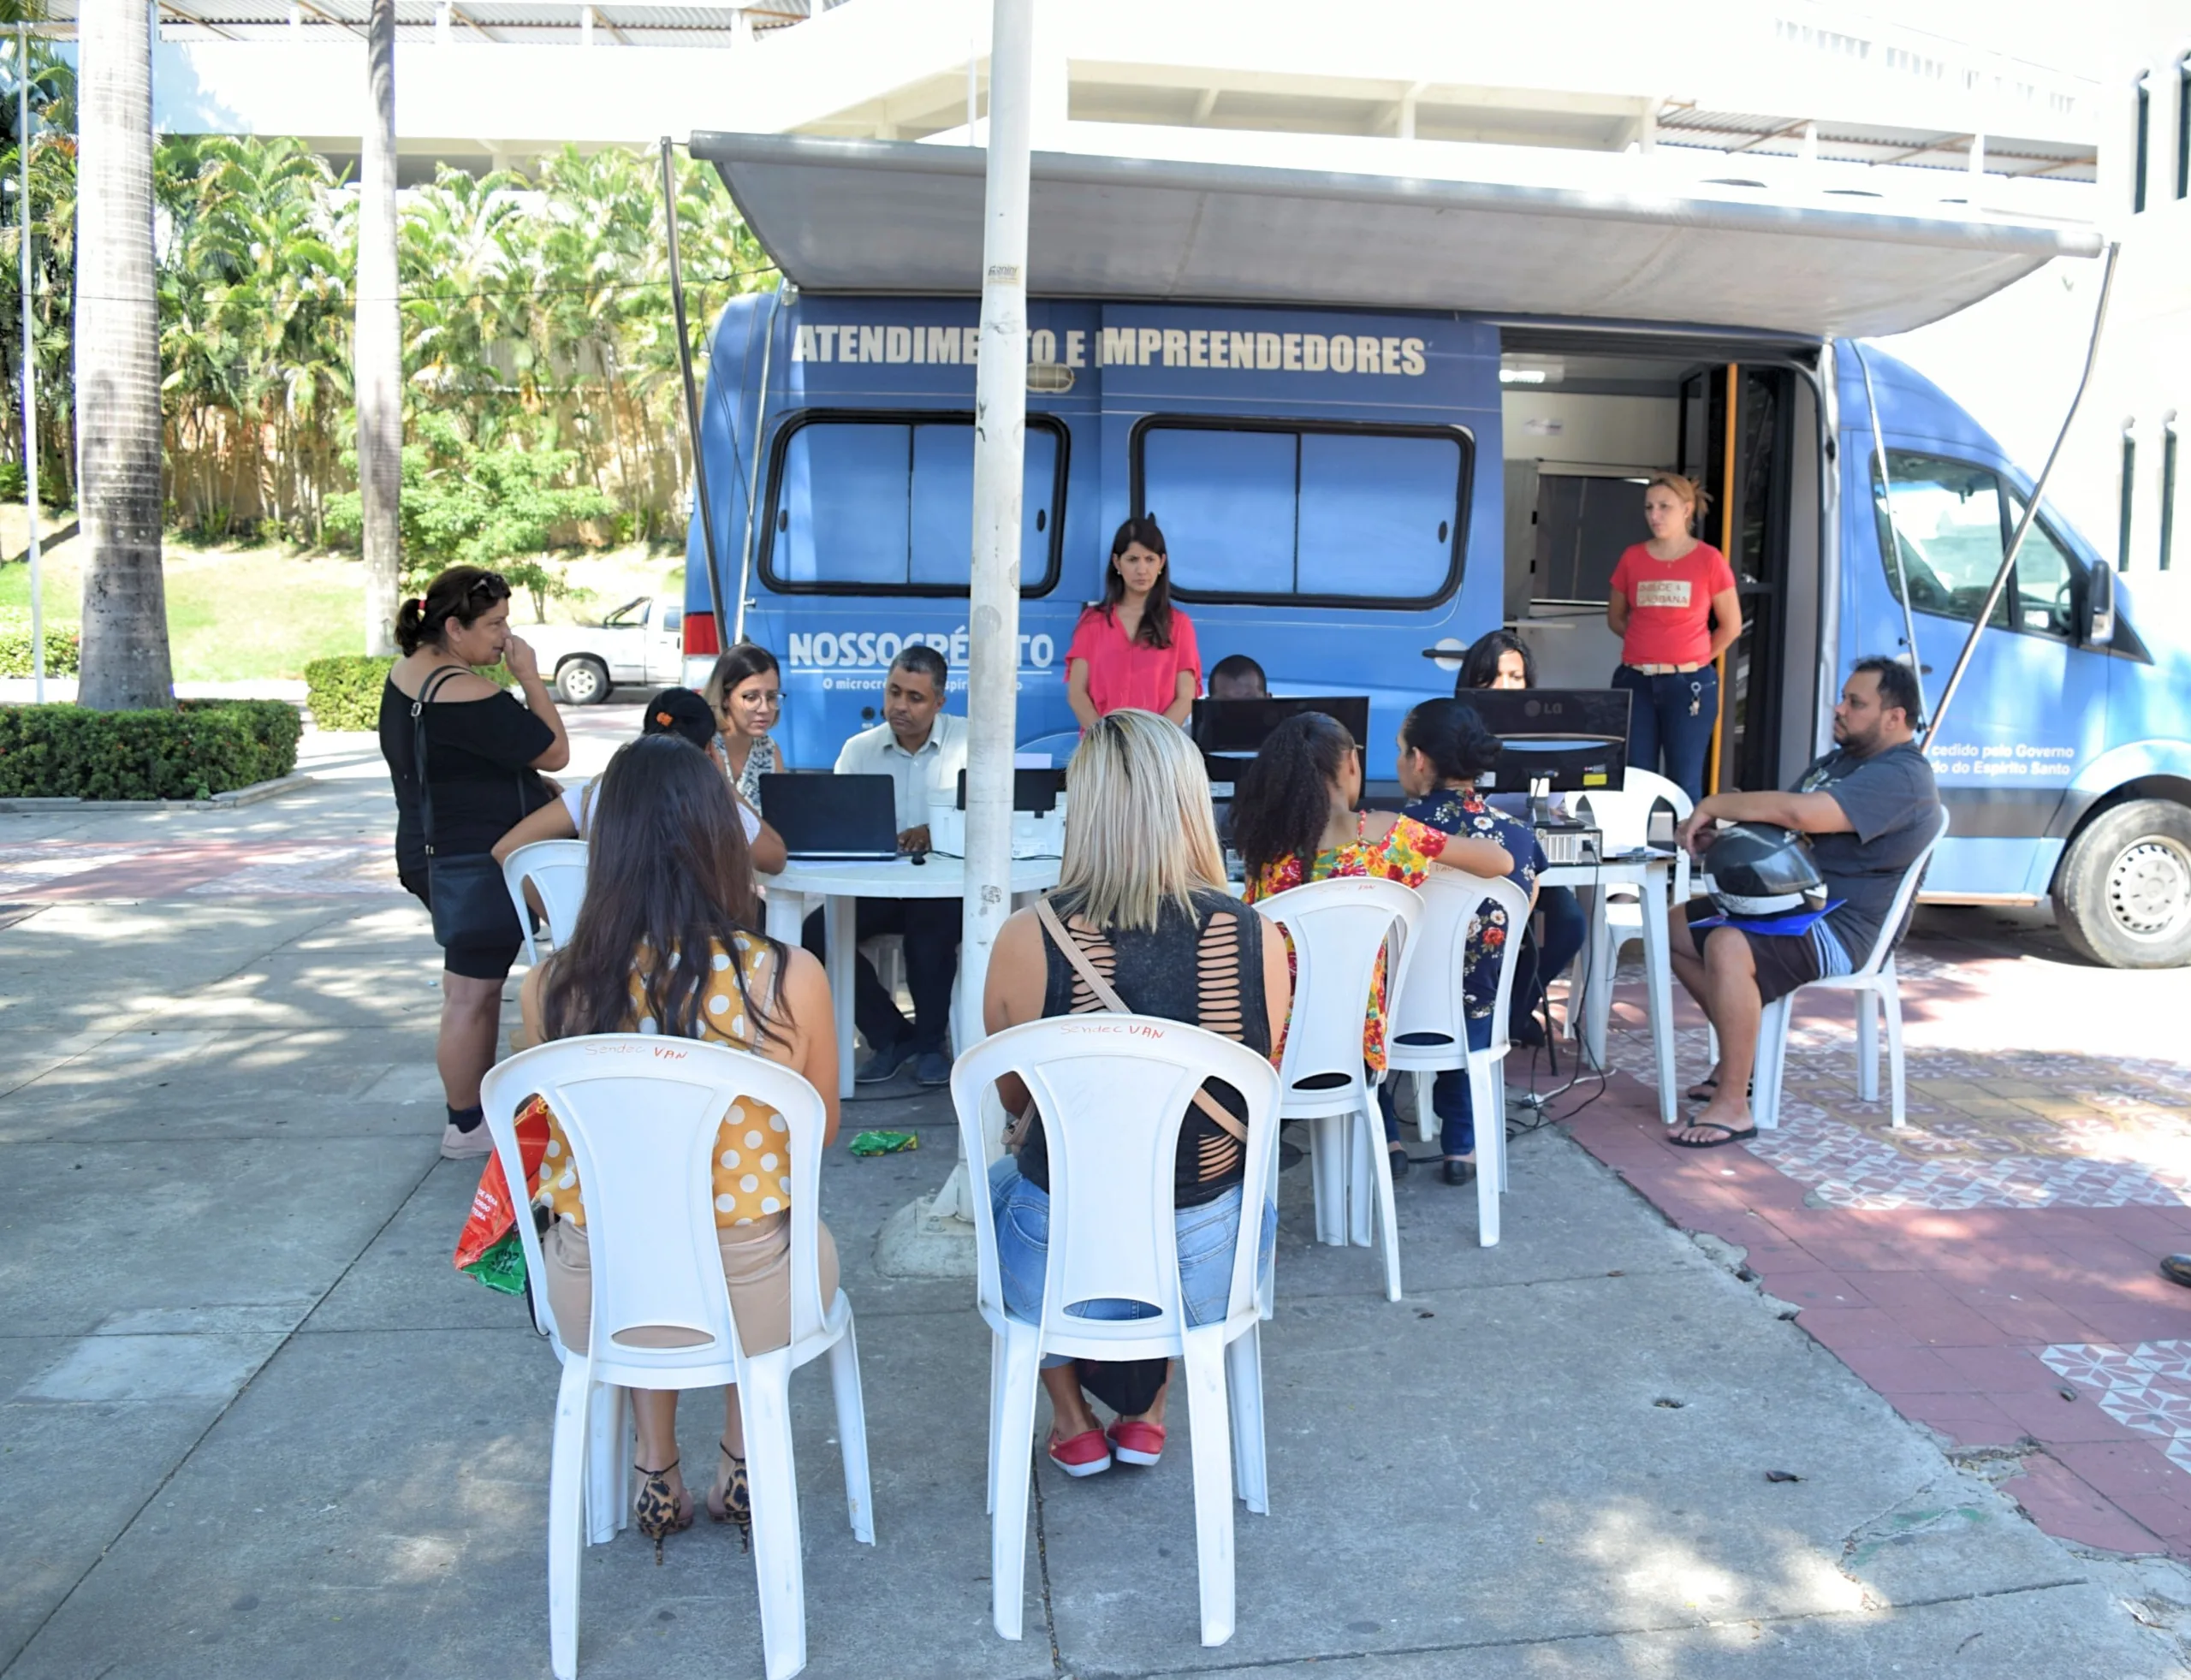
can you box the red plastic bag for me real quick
[453,1095,550,1278]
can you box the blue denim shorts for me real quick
[989,1156,1276,1368]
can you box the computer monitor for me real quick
[757,773,900,860]
[1192,696,1373,787]
[1461,687,1631,796]
[952,768,1066,813]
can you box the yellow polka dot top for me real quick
[533,935,795,1230]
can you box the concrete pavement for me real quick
[0,716,2184,1678]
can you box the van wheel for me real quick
[2056,798,2191,969]
[555,658,610,706]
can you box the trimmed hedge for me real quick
[305,655,395,731]
[0,614,80,678]
[0,700,302,800]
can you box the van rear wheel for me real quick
[2056,798,2191,969]
[554,657,610,706]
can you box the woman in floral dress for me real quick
[1232,709,1513,1181]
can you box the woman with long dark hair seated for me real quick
[1232,711,1512,1181]
[516,733,838,1553]
[983,709,1290,1478]
[1455,627,1588,1046]
[1389,698,1544,1183]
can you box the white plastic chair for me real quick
[1384,874,1530,1248]
[1574,767,1694,1002]
[1750,807,1950,1131]
[479,1036,874,1680]
[1250,876,1423,1301]
[949,1014,1282,1649]
[503,839,591,965]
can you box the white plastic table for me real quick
[761,855,1063,1093]
[1541,850,1679,1125]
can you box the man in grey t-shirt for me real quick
[1662,657,1942,1148]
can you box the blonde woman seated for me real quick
[983,709,1291,1480]
[516,733,838,1556]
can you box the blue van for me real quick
[668,140,2184,970]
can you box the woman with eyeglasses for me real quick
[378,567,572,1161]
[702,644,784,812]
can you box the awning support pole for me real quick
[661,136,727,656]
[1706,363,1737,794]
[931,0,1031,1227]
[1927,242,2119,746]
[1854,341,1927,727]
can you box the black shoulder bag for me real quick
[413,667,527,952]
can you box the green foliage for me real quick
[325,410,615,597]
[0,700,301,800]
[304,654,395,732]
[0,610,78,676]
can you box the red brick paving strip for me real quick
[1567,996,2191,1559]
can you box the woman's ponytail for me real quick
[394,597,429,656]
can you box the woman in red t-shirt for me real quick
[1606,473,1742,801]
[1066,517,1202,727]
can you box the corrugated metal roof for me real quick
[693,131,2104,339]
[1658,106,2097,182]
[37,0,821,41]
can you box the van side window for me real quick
[2006,494,2080,639]
[1873,449,2089,644]
[1872,451,2012,630]
[761,411,1066,597]
[1132,418,1470,607]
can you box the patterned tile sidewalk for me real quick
[1568,945,2191,1558]
[0,838,400,900]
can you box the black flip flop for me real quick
[1668,1120,1759,1149]
[1683,1076,1719,1103]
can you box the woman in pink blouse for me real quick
[1066,517,1202,727]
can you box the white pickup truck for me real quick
[521,596,687,705]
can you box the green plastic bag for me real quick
[460,1228,530,1296]
[847,1129,919,1157]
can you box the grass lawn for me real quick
[0,508,680,683]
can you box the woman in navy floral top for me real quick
[1386,699,1543,1184]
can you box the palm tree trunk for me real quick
[356,0,401,653]
[75,0,172,710]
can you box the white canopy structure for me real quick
[693,130,2105,338]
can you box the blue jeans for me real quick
[1514,885,1587,1035]
[1378,1015,1496,1156]
[1612,663,1719,804]
[989,1156,1277,1369]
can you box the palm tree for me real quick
[75,0,171,709]
[357,0,398,655]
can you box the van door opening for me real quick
[1495,331,1823,794]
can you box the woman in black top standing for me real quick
[378,567,570,1158]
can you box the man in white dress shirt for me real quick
[802,644,968,1086]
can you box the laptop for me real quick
[757,773,901,861]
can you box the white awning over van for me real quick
[692,131,2102,339]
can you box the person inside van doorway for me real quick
[703,643,783,812]
[1208,653,1268,701]
[1664,657,1939,1149]
[1456,628,1586,1048]
[802,644,968,1088]
[1606,473,1742,803]
[1066,516,1202,727]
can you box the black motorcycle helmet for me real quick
[1700,823,1827,918]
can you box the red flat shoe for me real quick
[1107,1419,1167,1467]
[1047,1427,1113,1477]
